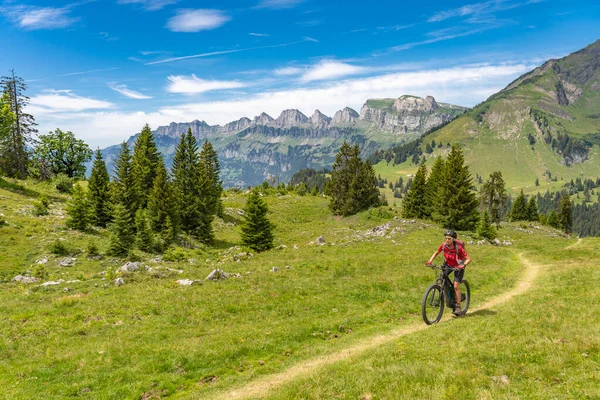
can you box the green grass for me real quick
[0,181,597,399]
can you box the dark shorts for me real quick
[444,265,465,283]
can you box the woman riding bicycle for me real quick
[426,230,471,316]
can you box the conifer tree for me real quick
[526,196,539,222]
[476,211,496,240]
[425,156,444,218]
[108,204,135,257]
[241,188,275,252]
[148,160,178,240]
[111,142,138,219]
[329,142,379,216]
[135,208,153,252]
[480,171,507,227]
[199,140,223,217]
[402,161,428,219]
[88,149,111,227]
[131,124,161,209]
[0,70,36,179]
[195,160,215,243]
[66,183,91,231]
[558,194,572,234]
[433,145,479,230]
[546,210,560,228]
[510,189,528,221]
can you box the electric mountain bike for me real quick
[421,264,470,325]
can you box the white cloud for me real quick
[118,0,178,11]
[2,5,78,30]
[256,0,304,9]
[166,9,230,32]
[300,61,369,82]
[249,32,269,37]
[166,75,246,94]
[33,63,533,148]
[29,90,114,113]
[108,84,153,99]
[274,67,303,76]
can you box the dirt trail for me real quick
[212,254,541,400]
[565,238,583,250]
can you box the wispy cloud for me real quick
[249,32,269,37]
[108,84,153,99]
[166,9,230,32]
[0,5,78,30]
[117,0,177,11]
[146,38,316,65]
[255,0,304,9]
[274,67,303,76]
[29,90,114,113]
[99,32,118,41]
[428,0,545,23]
[300,60,368,82]
[166,75,246,94]
[57,67,120,77]
[387,28,489,52]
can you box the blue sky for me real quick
[1,0,599,147]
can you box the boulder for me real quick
[117,262,144,273]
[114,278,125,286]
[40,280,64,287]
[176,279,201,286]
[13,275,40,284]
[316,236,326,245]
[206,269,229,281]
[59,257,76,267]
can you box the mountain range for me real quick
[101,95,467,187]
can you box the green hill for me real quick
[424,39,600,193]
[0,179,598,399]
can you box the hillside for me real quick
[0,179,598,399]
[420,39,600,192]
[100,95,467,187]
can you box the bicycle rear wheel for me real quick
[459,280,470,315]
[422,284,444,325]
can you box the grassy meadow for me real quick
[0,178,598,399]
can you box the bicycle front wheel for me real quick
[422,284,444,325]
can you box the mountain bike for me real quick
[421,264,470,325]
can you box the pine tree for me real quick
[108,204,135,257]
[111,142,138,219]
[402,161,428,219]
[425,156,444,218]
[241,188,275,252]
[66,184,91,231]
[433,145,479,230]
[546,210,560,228]
[526,196,539,222]
[172,129,213,242]
[558,194,572,234]
[131,124,161,209]
[476,211,496,240]
[329,142,379,216]
[195,161,215,243]
[510,189,528,221]
[329,142,361,215]
[199,140,223,217]
[135,208,153,252]
[480,171,507,227]
[148,160,179,239]
[0,70,36,179]
[88,149,111,227]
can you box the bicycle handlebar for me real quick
[425,263,460,271]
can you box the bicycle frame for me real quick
[435,266,457,306]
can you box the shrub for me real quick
[33,264,49,280]
[87,241,100,257]
[49,239,70,255]
[163,247,187,262]
[55,174,74,194]
[33,194,50,216]
[367,207,393,220]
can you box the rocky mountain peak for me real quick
[393,95,439,113]
[332,107,359,125]
[274,109,309,128]
[253,112,274,125]
[310,109,332,127]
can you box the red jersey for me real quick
[437,241,468,268]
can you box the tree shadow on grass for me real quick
[463,309,497,319]
[220,212,243,226]
[211,238,239,250]
[0,177,42,199]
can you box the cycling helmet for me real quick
[444,230,457,238]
